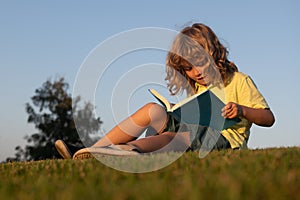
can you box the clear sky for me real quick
[0,0,299,162]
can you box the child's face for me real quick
[183,61,211,86]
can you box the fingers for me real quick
[222,102,242,119]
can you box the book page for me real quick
[149,88,209,112]
[148,89,171,111]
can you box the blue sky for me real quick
[0,0,299,161]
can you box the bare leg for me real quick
[128,131,190,153]
[92,103,168,147]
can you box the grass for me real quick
[0,147,300,200]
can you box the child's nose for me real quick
[193,66,202,76]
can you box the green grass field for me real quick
[0,147,299,200]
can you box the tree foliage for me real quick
[8,77,102,161]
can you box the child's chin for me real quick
[197,80,210,86]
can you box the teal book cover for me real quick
[149,89,241,131]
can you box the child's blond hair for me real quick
[166,23,238,95]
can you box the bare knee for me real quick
[142,102,164,112]
[142,102,167,122]
[146,102,168,132]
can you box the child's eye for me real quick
[182,66,193,71]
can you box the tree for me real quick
[7,77,102,161]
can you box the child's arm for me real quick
[221,102,275,127]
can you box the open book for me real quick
[149,89,241,131]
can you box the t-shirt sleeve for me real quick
[238,76,269,109]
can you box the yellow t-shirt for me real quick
[195,72,269,149]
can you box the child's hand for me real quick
[222,102,243,119]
